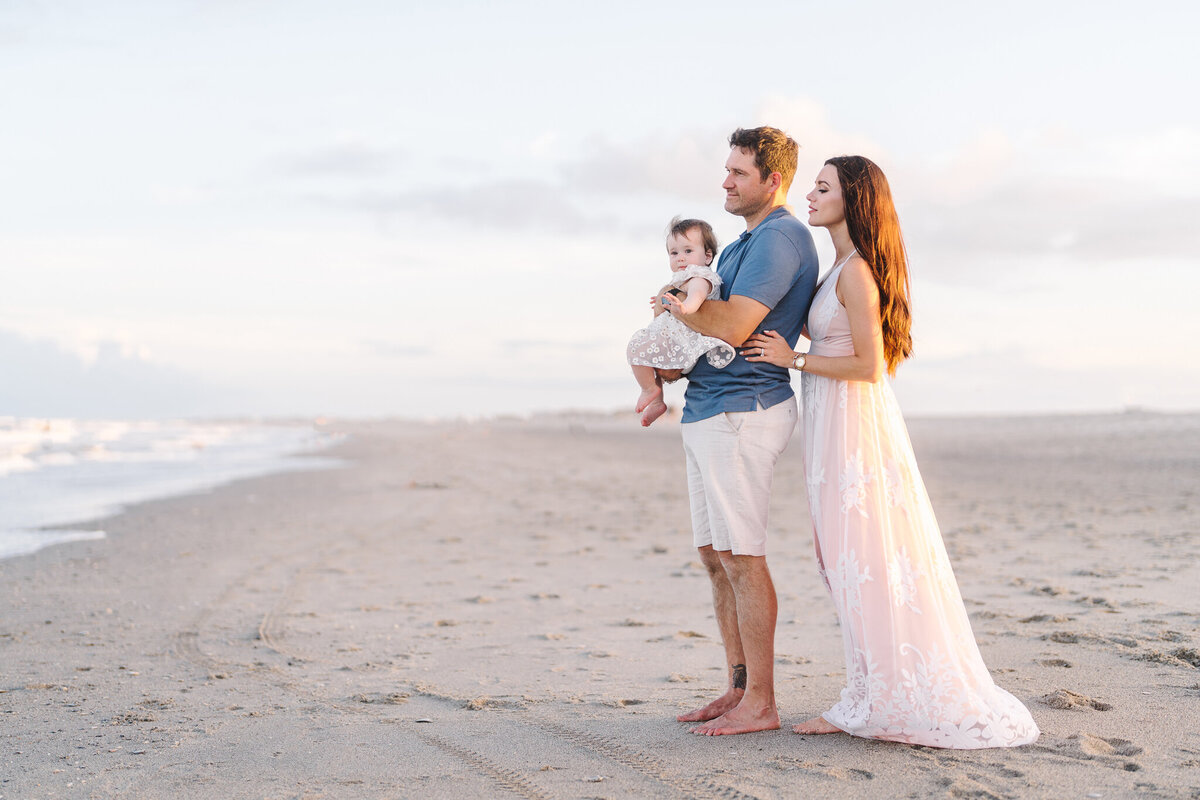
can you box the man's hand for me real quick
[656,368,684,383]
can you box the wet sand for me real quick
[2,411,1199,798]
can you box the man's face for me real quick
[722,147,773,219]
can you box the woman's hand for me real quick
[741,330,795,368]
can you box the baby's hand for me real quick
[667,294,705,317]
[660,293,687,315]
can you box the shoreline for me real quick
[0,419,340,562]
[2,414,1198,798]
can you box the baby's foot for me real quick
[640,398,668,427]
[635,385,663,414]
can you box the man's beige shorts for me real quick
[681,398,797,557]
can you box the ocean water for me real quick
[0,418,343,560]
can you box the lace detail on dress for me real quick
[671,264,723,299]
[626,264,734,372]
[801,256,1039,750]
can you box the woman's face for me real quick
[805,164,844,229]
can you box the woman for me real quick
[743,156,1039,749]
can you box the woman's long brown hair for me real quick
[826,155,913,375]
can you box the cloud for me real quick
[561,100,883,202]
[499,338,612,355]
[562,130,730,201]
[907,179,1200,265]
[360,340,424,359]
[302,105,869,237]
[898,127,1200,270]
[273,142,400,178]
[893,348,1200,415]
[0,329,229,418]
[321,180,621,235]
[754,95,886,172]
[299,103,1200,283]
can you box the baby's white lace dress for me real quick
[626,265,735,373]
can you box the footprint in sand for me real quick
[767,757,873,781]
[1135,647,1200,668]
[776,654,812,665]
[1044,631,1104,644]
[353,692,409,705]
[1071,733,1143,757]
[1039,658,1073,668]
[1077,596,1117,610]
[462,696,516,710]
[605,698,646,707]
[1041,689,1112,711]
[1020,614,1073,623]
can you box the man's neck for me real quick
[743,201,788,233]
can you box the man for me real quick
[658,127,818,735]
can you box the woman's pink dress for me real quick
[800,260,1039,749]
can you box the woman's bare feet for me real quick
[792,716,842,735]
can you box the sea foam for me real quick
[0,418,341,560]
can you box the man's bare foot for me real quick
[676,688,743,723]
[690,699,780,736]
[640,399,668,427]
[635,385,662,414]
[792,716,842,735]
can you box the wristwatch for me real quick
[791,352,807,371]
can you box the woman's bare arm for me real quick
[741,258,884,383]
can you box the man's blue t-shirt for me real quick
[682,206,819,423]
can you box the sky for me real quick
[2,0,1198,420]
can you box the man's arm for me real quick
[667,294,770,349]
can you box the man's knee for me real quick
[718,551,770,585]
[697,545,725,578]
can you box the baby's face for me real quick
[666,228,712,272]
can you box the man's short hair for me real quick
[667,216,720,258]
[729,127,798,193]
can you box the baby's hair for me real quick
[667,216,719,258]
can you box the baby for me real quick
[626,217,735,427]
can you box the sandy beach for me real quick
[2,411,1199,799]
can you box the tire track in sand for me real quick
[172,538,763,800]
[533,719,764,800]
